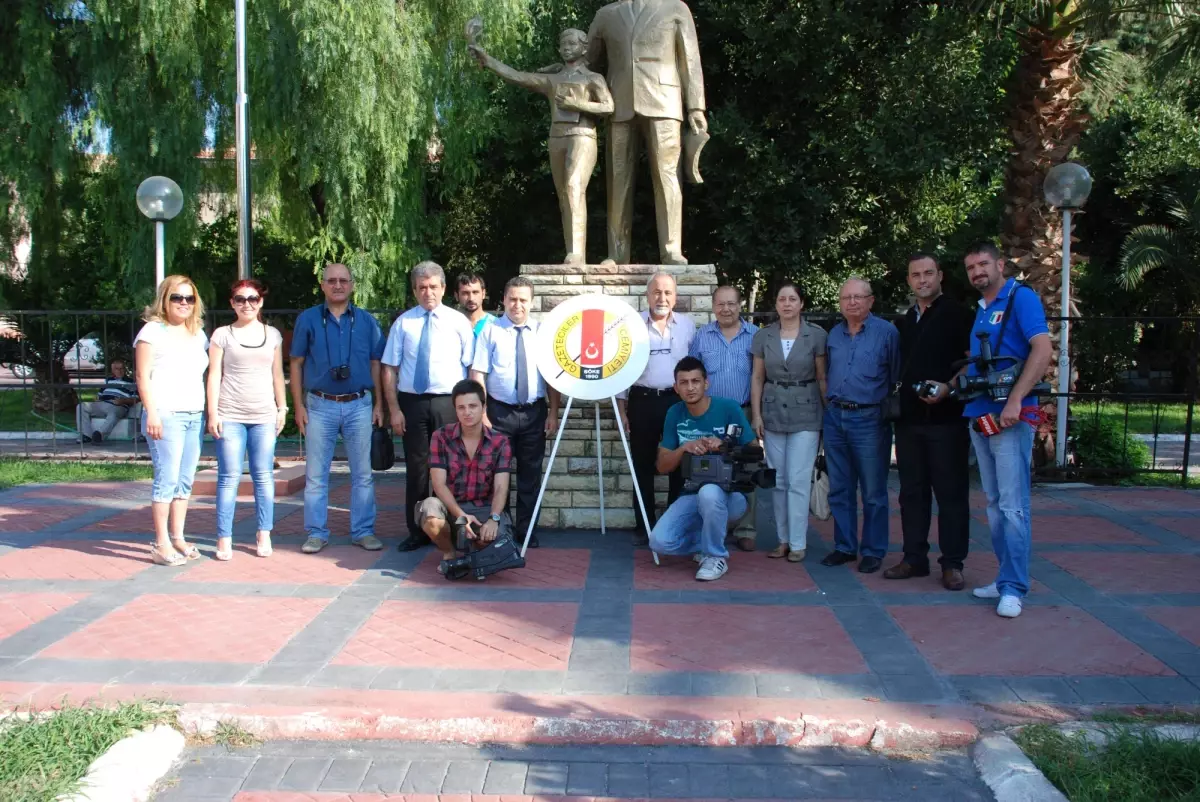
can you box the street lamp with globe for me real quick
[1043,161,1093,469]
[135,176,184,290]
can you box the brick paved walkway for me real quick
[156,742,990,801]
[1,471,1199,743]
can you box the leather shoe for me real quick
[526,532,540,549]
[857,556,883,574]
[883,561,930,580]
[397,532,432,552]
[942,568,965,591]
[820,550,857,567]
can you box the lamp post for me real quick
[135,176,184,290]
[234,0,252,280]
[1043,162,1093,469]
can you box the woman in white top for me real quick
[207,279,287,560]
[135,275,210,567]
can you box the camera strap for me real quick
[321,305,356,371]
[993,281,1028,352]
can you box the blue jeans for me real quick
[216,421,277,538]
[823,405,891,558]
[143,410,203,503]
[304,393,376,542]
[649,484,748,559]
[970,422,1035,597]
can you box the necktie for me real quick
[413,311,432,394]
[515,326,530,404]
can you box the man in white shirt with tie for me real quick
[470,277,560,549]
[383,261,476,551]
[617,271,696,545]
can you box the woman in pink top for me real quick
[207,279,287,560]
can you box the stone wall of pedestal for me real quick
[516,263,719,529]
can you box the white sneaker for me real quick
[996,595,1023,618]
[695,556,728,582]
[973,582,1000,599]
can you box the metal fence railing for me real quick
[0,308,1195,485]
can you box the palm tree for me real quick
[1118,181,1200,310]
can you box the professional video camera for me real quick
[441,516,526,581]
[681,424,776,494]
[913,332,1050,404]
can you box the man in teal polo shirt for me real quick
[952,242,1050,618]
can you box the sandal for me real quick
[170,539,201,561]
[767,544,790,559]
[215,537,233,561]
[151,545,187,567]
[256,532,273,558]
[787,549,807,563]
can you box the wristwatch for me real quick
[490,513,502,523]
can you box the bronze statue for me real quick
[470,29,615,266]
[586,0,708,266]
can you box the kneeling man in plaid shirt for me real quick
[416,379,516,573]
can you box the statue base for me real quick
[519,263,720,530]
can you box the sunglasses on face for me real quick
[233,295,262,305]
[169,294,196,305]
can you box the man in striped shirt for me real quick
[689,285,759,551]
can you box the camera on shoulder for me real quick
[681,424,776,494]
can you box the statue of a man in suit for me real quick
[587,0,707,266]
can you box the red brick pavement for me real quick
[632,551,816,592]
[1140,607,1200,648]
[404,550,591,590]
[0,540,154,580]
[41,594,327,662]
[1029,515,1154,544]
[0,503,99,533]
[1149,517,1200,540]
[856,551,1045,594]
[1074,489,1200,512]
[890,605,1175,676]
[631,604,866,674]
[332,601,577,670]
[0,592,87,639]
[177,544,382,586]
[330,482,408,507]
[274,508,408,538]
[82,503,252,534]
[20,482,151,502]
[1042,552,1200,594]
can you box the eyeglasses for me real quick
[169,294,196,305]
[233,295,262,305]
[650,348,673,356]
[714,302,741,309]
[325,278,351,285]
[839,294,873,303]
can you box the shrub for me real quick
[1074,416,1151,473]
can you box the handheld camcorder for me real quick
[681,424,776,494]
[440,516,526,581]
[913,332,1050,405]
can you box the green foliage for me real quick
[0,458,155,489]
[1073,413,1151,472]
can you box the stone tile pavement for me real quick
[155,742,991,801]
[1,471,1199,743]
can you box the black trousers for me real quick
[398,391,455,536]
[894,421,971,570]
[488,397,548,540]
[628,387,683,535]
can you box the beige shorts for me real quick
[416,497,449,530]
[417,497,514,540]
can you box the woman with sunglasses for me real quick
[135,275,210,567]
[207,279,286,560]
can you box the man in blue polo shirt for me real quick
[650,356,755,582]
[289,263,386,553]
[956,241,1050,618]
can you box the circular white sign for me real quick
[535,294,649,401]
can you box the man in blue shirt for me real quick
[650,356,755,582]
[956,241,1051,618]
[289,263,386,553]
[821,278,900,574]
[689,284,759,552]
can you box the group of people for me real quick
[133,242,1049,618]
[630,241,1049,619]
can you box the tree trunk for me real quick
[1000,27,1088,466]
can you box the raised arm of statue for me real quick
[469,45,553,97]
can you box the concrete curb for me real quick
[59,723,185,802]
[972,732,1068,802]
[175,701,979,751]
[1055,721,1200,746]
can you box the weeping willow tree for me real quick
[0,0,534,307]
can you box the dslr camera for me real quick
[681,424,776,494]
[925,332,1050,404]
[330,364,351,381]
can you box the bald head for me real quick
[646,272,677,320]
[838,277,874,324]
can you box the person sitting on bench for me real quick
[416,379,516,573]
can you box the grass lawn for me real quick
[0,458,153,490]
[1015,723,1200,802]
[1079,401,1193,437]
[0,702,175,802]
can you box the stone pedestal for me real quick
[519,263,719,529]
